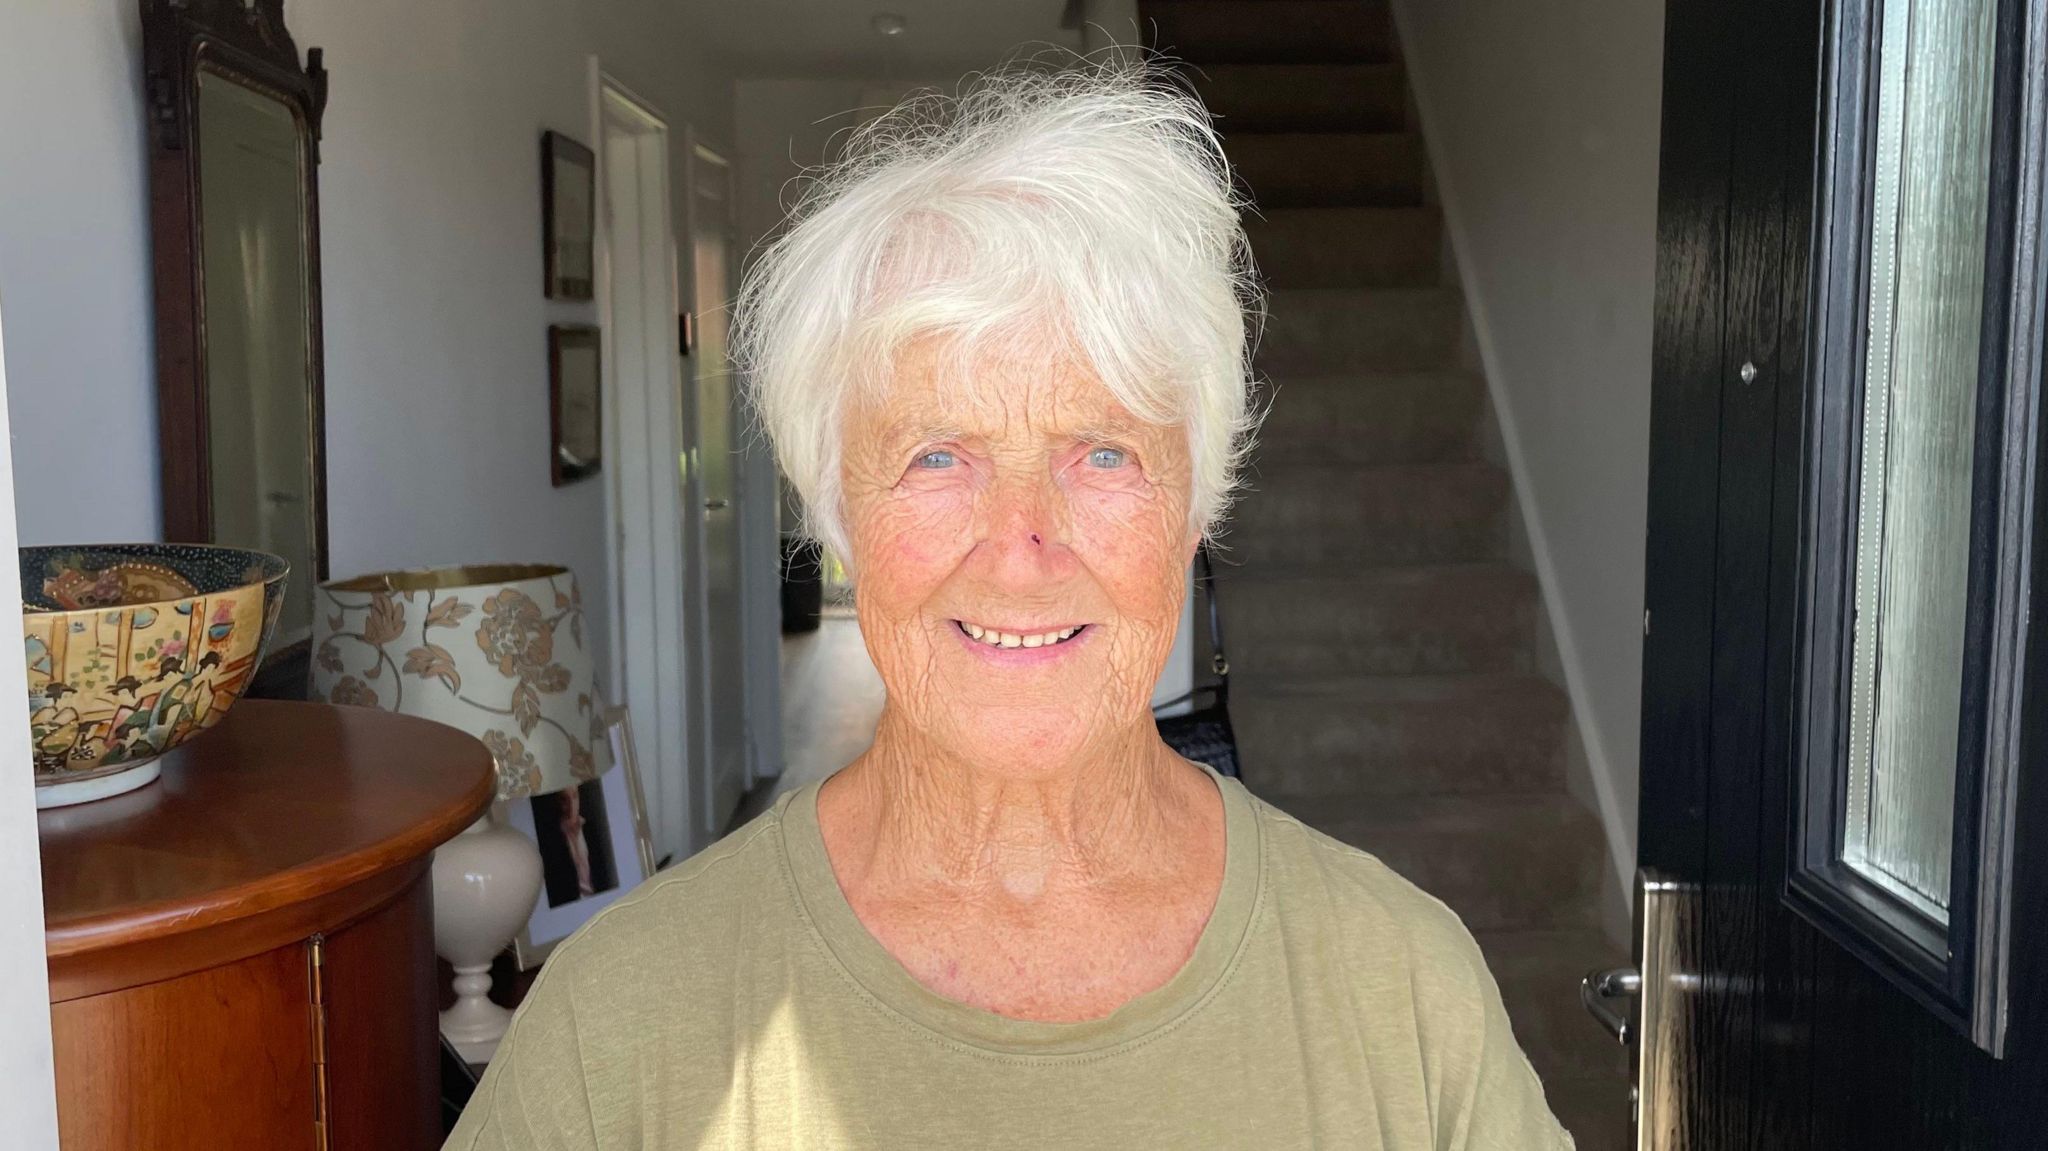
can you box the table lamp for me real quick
[310,563,609,1063]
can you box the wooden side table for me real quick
[39,700,494,1151]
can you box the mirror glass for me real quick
[1842,0,1998,924]
[195,66,317,650]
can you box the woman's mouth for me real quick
[952,620,1090,650]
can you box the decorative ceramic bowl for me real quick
[22,544,289,808]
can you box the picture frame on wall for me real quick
[549,324,602,486]
[541,130,595,300]
[505,707,656,969]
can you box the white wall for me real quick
[0,303,60,1151]
[1390,0,1664,896]
[0,0,736,702]
[0,0,159,543]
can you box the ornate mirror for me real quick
[142,0,328,697]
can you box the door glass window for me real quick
[1796,0,2042,1057]
[1841,0,1998,923]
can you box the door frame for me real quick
[0,294,61,1145]
[592,65,696,863]
[1782,0,2048,1055]
[737,340,785,791]
[681,133,753,839]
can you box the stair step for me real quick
[1229,132,1423,207]
[1540,1072,1633,1151]
[1257,287,1463,375]
[1193,63,1407,132]
[1215,564,1537,677]
[1248,206,1440,288]
[1236,674,1567,797]
[1146,0,1393,64]
[1253,372,1486,464]
[1285,792,1605,930]
[1480,924,1635,1151]
[1230,461,1508,566]
[1474,928,1633,1086]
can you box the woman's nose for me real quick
[982,483,1072,579]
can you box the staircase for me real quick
[1147,2,1631,1145]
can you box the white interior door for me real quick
[686,140,749,839]
[598,77,693,865]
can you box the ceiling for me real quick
[669,0,1088,76]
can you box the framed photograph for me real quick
[541,130,595,300]
[549,323,601,486]
[505,708,658,969]
[605,704,660,876]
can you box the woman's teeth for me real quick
[957,622,1083,649]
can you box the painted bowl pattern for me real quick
[23,544,289,791]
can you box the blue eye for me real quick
[1086,447,1127,469]
[915,450,956,469]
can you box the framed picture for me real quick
[541,130,595,300]
[549,324,601,486]
[505,709,656,969]
[604,704,660,876]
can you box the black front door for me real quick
[1631,0,2048,1144]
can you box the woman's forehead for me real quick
[863,336,1155,439]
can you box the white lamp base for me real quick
[433,811,544,1066]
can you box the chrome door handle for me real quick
[703,498,729,510]
[1581,966,1642,1044]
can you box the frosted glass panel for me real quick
[1842,0,1997,923]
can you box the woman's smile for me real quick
[949,618,1095,661]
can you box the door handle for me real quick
[1582,871,1686,1147]
[703,498,729,510]
[1581,966,1641,1044]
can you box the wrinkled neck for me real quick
[822,703,1208,900]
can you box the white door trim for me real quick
[0,296,61,1145]
[682,132,745,839]
[593,63,694,864]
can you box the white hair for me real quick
[732,60,1263,559]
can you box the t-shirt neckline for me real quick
[777,762,1264,1058]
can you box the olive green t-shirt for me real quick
[448,769,1573,1150]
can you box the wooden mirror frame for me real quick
[141,0,329,698]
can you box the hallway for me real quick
[733,614,885,827]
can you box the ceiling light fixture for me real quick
[871,12,909,37]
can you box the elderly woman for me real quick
[450,65,1570,1150]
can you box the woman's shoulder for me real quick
[1241,787,1495,992]
[1239,787,1574,1144]
[544,797,798,975]
[455,800,813,1142]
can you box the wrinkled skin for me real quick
[815,335,1230,1023]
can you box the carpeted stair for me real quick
[1146,1,1633,1145]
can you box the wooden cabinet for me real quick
[40,701,493,1150]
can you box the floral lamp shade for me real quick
[310,564,609,799]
